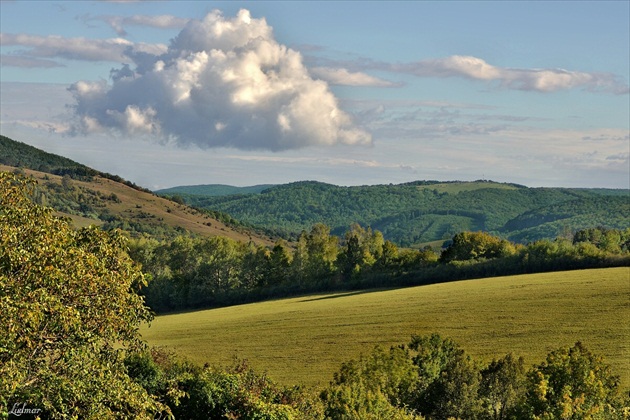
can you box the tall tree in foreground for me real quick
[0,172,164,419]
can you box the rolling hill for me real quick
[159,180,629,246]
[140,267,630,389]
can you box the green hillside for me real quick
[140,267,630,389]
[163,180,629,246]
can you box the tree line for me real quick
[131,223,630,313]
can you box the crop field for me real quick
[416,181,519,194]
[140,267,630,389]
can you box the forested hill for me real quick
[0,136,272,244]
[161,180,629,247]
[0,135,97,177]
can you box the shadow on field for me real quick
[298,289,386,302]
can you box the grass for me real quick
[140,267,630,389]
[416,181,519,194]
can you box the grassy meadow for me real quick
[140,267,630,389]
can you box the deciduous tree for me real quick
[0,172,163,419]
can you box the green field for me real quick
[140,267,630,389]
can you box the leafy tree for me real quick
[240,243,270,290]
[266,240,293,287]
[321,346,422,419]
[479,353,526,420]
[0,172,163,419]
[377,240,399,269]
[126,350,323,420]
[338,224,386,280]
[440,231,515,263]
[292,224,339,286]
[521,341,623,419]
[409,334,482,419]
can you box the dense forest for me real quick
[159,180,629,247]
[3,134,628,248]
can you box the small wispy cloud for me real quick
[225,155,382,167]
[83,14,189,36]
[0,33,166,63]
[393,55,629,94]
[310,66,399,87]
[310,54,629,95]
[0,54,64,68]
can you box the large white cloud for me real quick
[68,9,372,151]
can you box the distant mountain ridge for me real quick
[160,180,629,247]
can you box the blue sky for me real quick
[1,1,628,189]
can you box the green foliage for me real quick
[521,342,623,419]
[573,227,630,254]
[407,334,483,419]
[440,231,516,263]
[0,172,163,419]
[322,335,628,420]
[125,349,324,420]
[479,354,527,420]
[320,346,422,419]
[167,179,628,247]
[135,223,629,314]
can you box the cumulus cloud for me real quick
[68,9,372,151]
[395,55,629,94]
[310,67,398,87]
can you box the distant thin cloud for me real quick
[84,14,189,36]
[310,67,399,87]
[0,33,166,63]
[393,55,629,94]
[0,54,64,68]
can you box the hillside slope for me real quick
[0,135,274,244]
[2,164,273,245]
[163,180,629,246]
